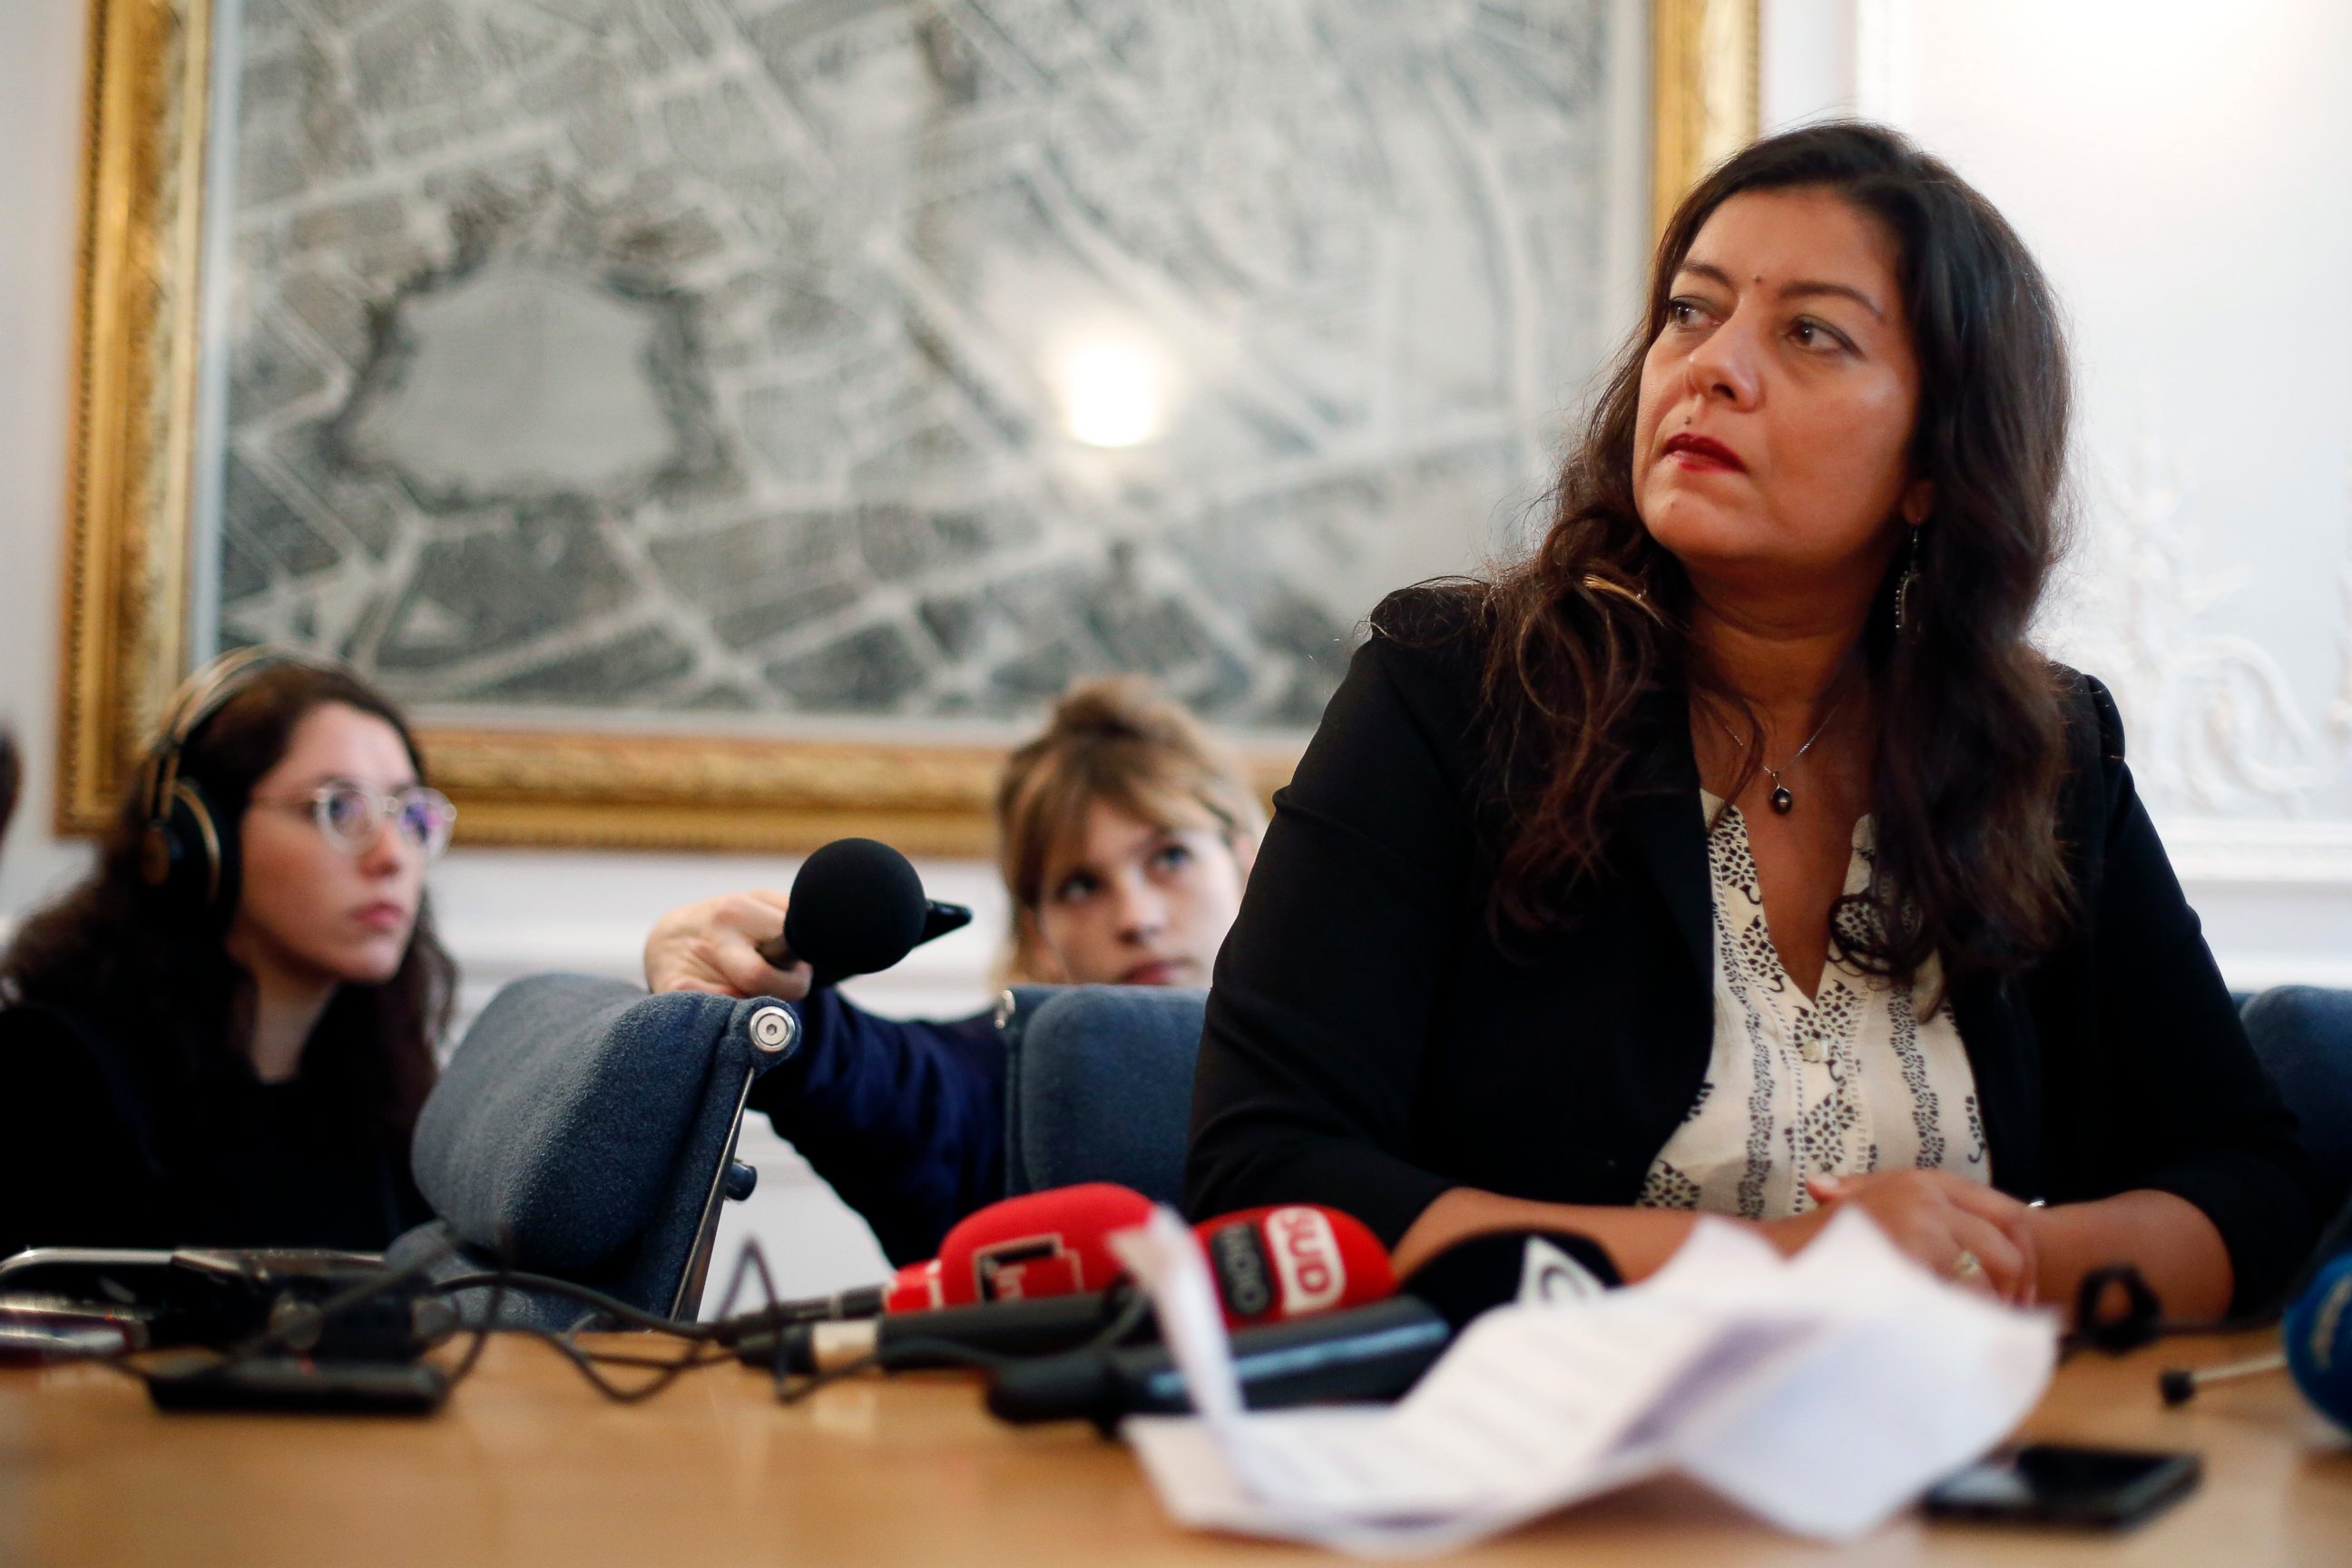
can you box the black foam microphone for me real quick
[984,1228,1622,1429]
[753,837,973,987]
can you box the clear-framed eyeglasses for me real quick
[256,780,457,861]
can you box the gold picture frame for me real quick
[58,0,1757,855]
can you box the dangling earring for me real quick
[1894,525,1924,636]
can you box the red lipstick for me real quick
[1662,433,1747,473]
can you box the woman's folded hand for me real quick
[1764,1170,2041,1307]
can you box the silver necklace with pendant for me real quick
[1713,697,1845,816]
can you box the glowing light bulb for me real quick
[1057,335,1168,448]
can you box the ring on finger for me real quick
[1949,1249,1984,1283]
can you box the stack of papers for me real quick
[1110,1208,2058,1554]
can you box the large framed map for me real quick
[62,0,1756,852]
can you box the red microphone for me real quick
[881,1259,943,1315]
[884,1183,1155,1313]
[1192,1204,1393,1328]
[748,1201,1394,1375]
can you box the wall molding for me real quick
[2160,818,2352,887]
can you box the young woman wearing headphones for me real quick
[0,649,458,1256]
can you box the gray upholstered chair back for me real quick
[2240,985,2352,1231]
[1000,985,1207,1206]
[385,973,800,1328]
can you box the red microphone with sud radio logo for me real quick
[1196,1204,1392,1327]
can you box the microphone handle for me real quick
[985,1298,1451,1431]
[739,1289,1147,1374]
[2158,1351,2289,1406]
[756,901,969,978]
[752,928,848,991]
[708,1283,887,1344]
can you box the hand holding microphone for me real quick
[643,887,807,999]
[751,838,972,989]
[642,838,972,998]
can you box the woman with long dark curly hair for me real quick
[1187,122,2319,1319]
[1,651,457,1255]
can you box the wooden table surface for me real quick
[4,1328,2346,1567]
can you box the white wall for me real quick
[8,5,2352,1301]
[1762,0,2352,987]
[0,3,100,917]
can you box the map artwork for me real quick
[217,0,1622,730]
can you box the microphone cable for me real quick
[91,1229,730,1408]
[750,1289,1160,1408]
[77,1226,1266,1412]
[97,1231,514,1403]
[438,1238,1153,1407]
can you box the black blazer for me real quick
[1187,588,2319,1313]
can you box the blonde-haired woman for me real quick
[642,676,1260,1263]
[995,676,1261,988]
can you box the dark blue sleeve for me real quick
[743,990,1006,1266]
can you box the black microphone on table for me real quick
[983,1229,1622,1431]
[753,837,973,988]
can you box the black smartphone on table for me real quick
[1925,1443,2201,1529]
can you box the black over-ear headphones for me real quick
[136,646,324,919]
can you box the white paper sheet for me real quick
[1115,1209,2057,1555]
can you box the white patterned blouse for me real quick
[1636,792,1991,1220]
